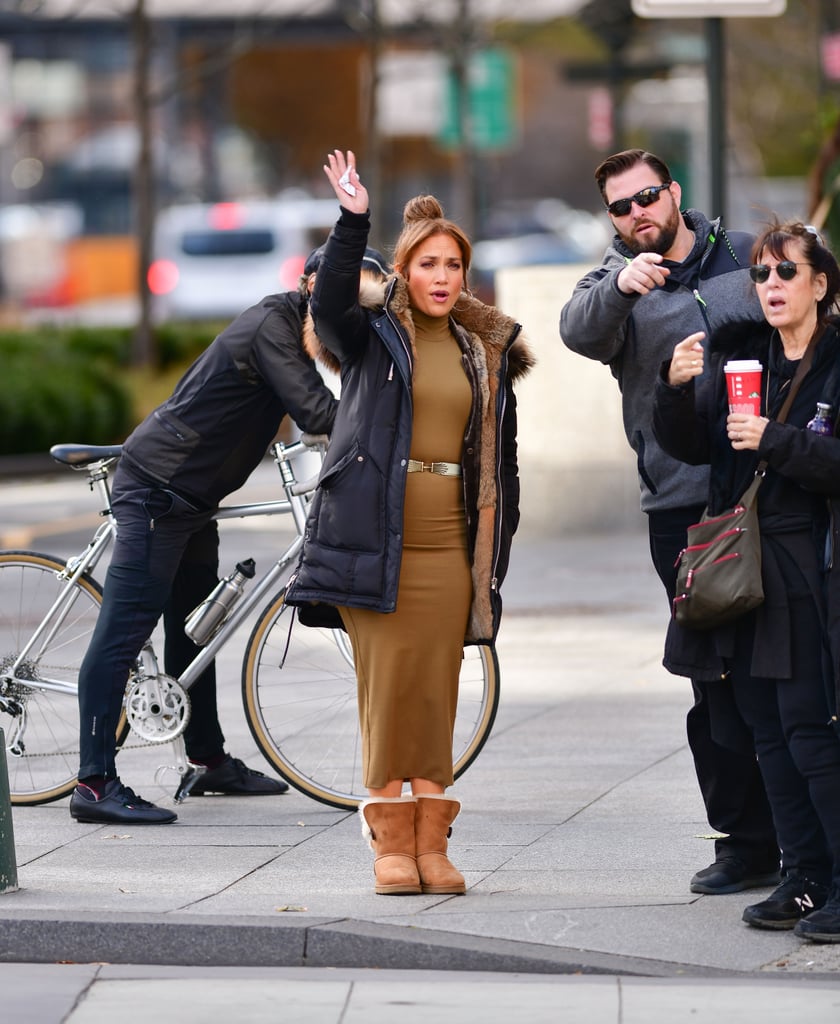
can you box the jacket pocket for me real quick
[125,410,201,482]
[315,442,383,553]
[633,430,658,497]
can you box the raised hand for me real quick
[324,149,369,215]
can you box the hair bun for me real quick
[403,194,444,225]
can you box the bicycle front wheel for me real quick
[0,550,128,805]
[242,591,500,810]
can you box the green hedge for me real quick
[0,323,220,456]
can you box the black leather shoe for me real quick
[742,872,829,930]
[70,779,177,825]
[181,755,289,796]
[690,856,780,895]
[794,891,840,943]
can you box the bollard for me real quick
[0,728,19,894]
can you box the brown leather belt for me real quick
[406,459,461,477]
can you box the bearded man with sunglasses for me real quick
[560,149,780,896]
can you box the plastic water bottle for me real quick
[185,559,256,645]
[807,402,834,436]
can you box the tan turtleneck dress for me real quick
[339,310,473,789]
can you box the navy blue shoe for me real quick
[70,779,177,825]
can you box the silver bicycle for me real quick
[0,436,499,810]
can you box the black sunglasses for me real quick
[749,261,811,284]
[606,182,672,218]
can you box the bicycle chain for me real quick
[7,737,179,761]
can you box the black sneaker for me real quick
[690,856,780,895]
[794,889,840,943]
[179,755,289,796]
[69,779,177,825]
[742,872,829,930]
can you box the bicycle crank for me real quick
[124,674,190,743]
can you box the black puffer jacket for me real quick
[653,317,840,721]
[120,290,337,509]
[285,210,534,643]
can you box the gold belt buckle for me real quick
[406,459,460,476]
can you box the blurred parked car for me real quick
[471,197,609,303]
[147,192,338,322]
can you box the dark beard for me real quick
[620,203,681,257]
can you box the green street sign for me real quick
[439,48,516,151]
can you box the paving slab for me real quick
[3,469,840,1003]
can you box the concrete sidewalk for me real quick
[3,527,840,1020]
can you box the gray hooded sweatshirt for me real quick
[560,209,763,513]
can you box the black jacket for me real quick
[286,209,534,643]
[653,317,840,720]
[120,290,338,508]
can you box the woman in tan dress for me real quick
[288,149,534,895]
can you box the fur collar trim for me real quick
[709,315,840,363]
[303,273,535,381]
[708,318,771,362]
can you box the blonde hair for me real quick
[393,195,472,279]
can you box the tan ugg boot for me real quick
[414,794,466,895]
[359,796,422,895]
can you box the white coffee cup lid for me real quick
[724,359,763,372]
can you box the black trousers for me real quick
[729,577,840,887]
[647,506,779,867]
[78,467,225,779]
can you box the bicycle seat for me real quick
[50,443,124,468]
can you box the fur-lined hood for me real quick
[707,317,772,364]
[709,316,840,403]
[303,273,535,382]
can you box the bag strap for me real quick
[755,323,821,476]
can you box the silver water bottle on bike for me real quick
[185,558,256,645]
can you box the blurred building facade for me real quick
[0,1,825,311]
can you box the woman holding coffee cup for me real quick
[653,220,840,943]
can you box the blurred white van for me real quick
[148,192,338,322]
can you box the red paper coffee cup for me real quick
[724,360,763,415]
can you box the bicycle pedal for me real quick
[173,763,208,802]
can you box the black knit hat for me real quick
[303,244,390,278]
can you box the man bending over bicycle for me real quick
[70,245,390,824]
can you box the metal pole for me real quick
[0,729,19,894]
[131,0,155,367]
[706,17,726,222]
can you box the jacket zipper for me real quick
[693,288,711,334]
[383,309,413,383]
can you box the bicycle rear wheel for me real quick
[241,590,500,810]
[0,550,129,805]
